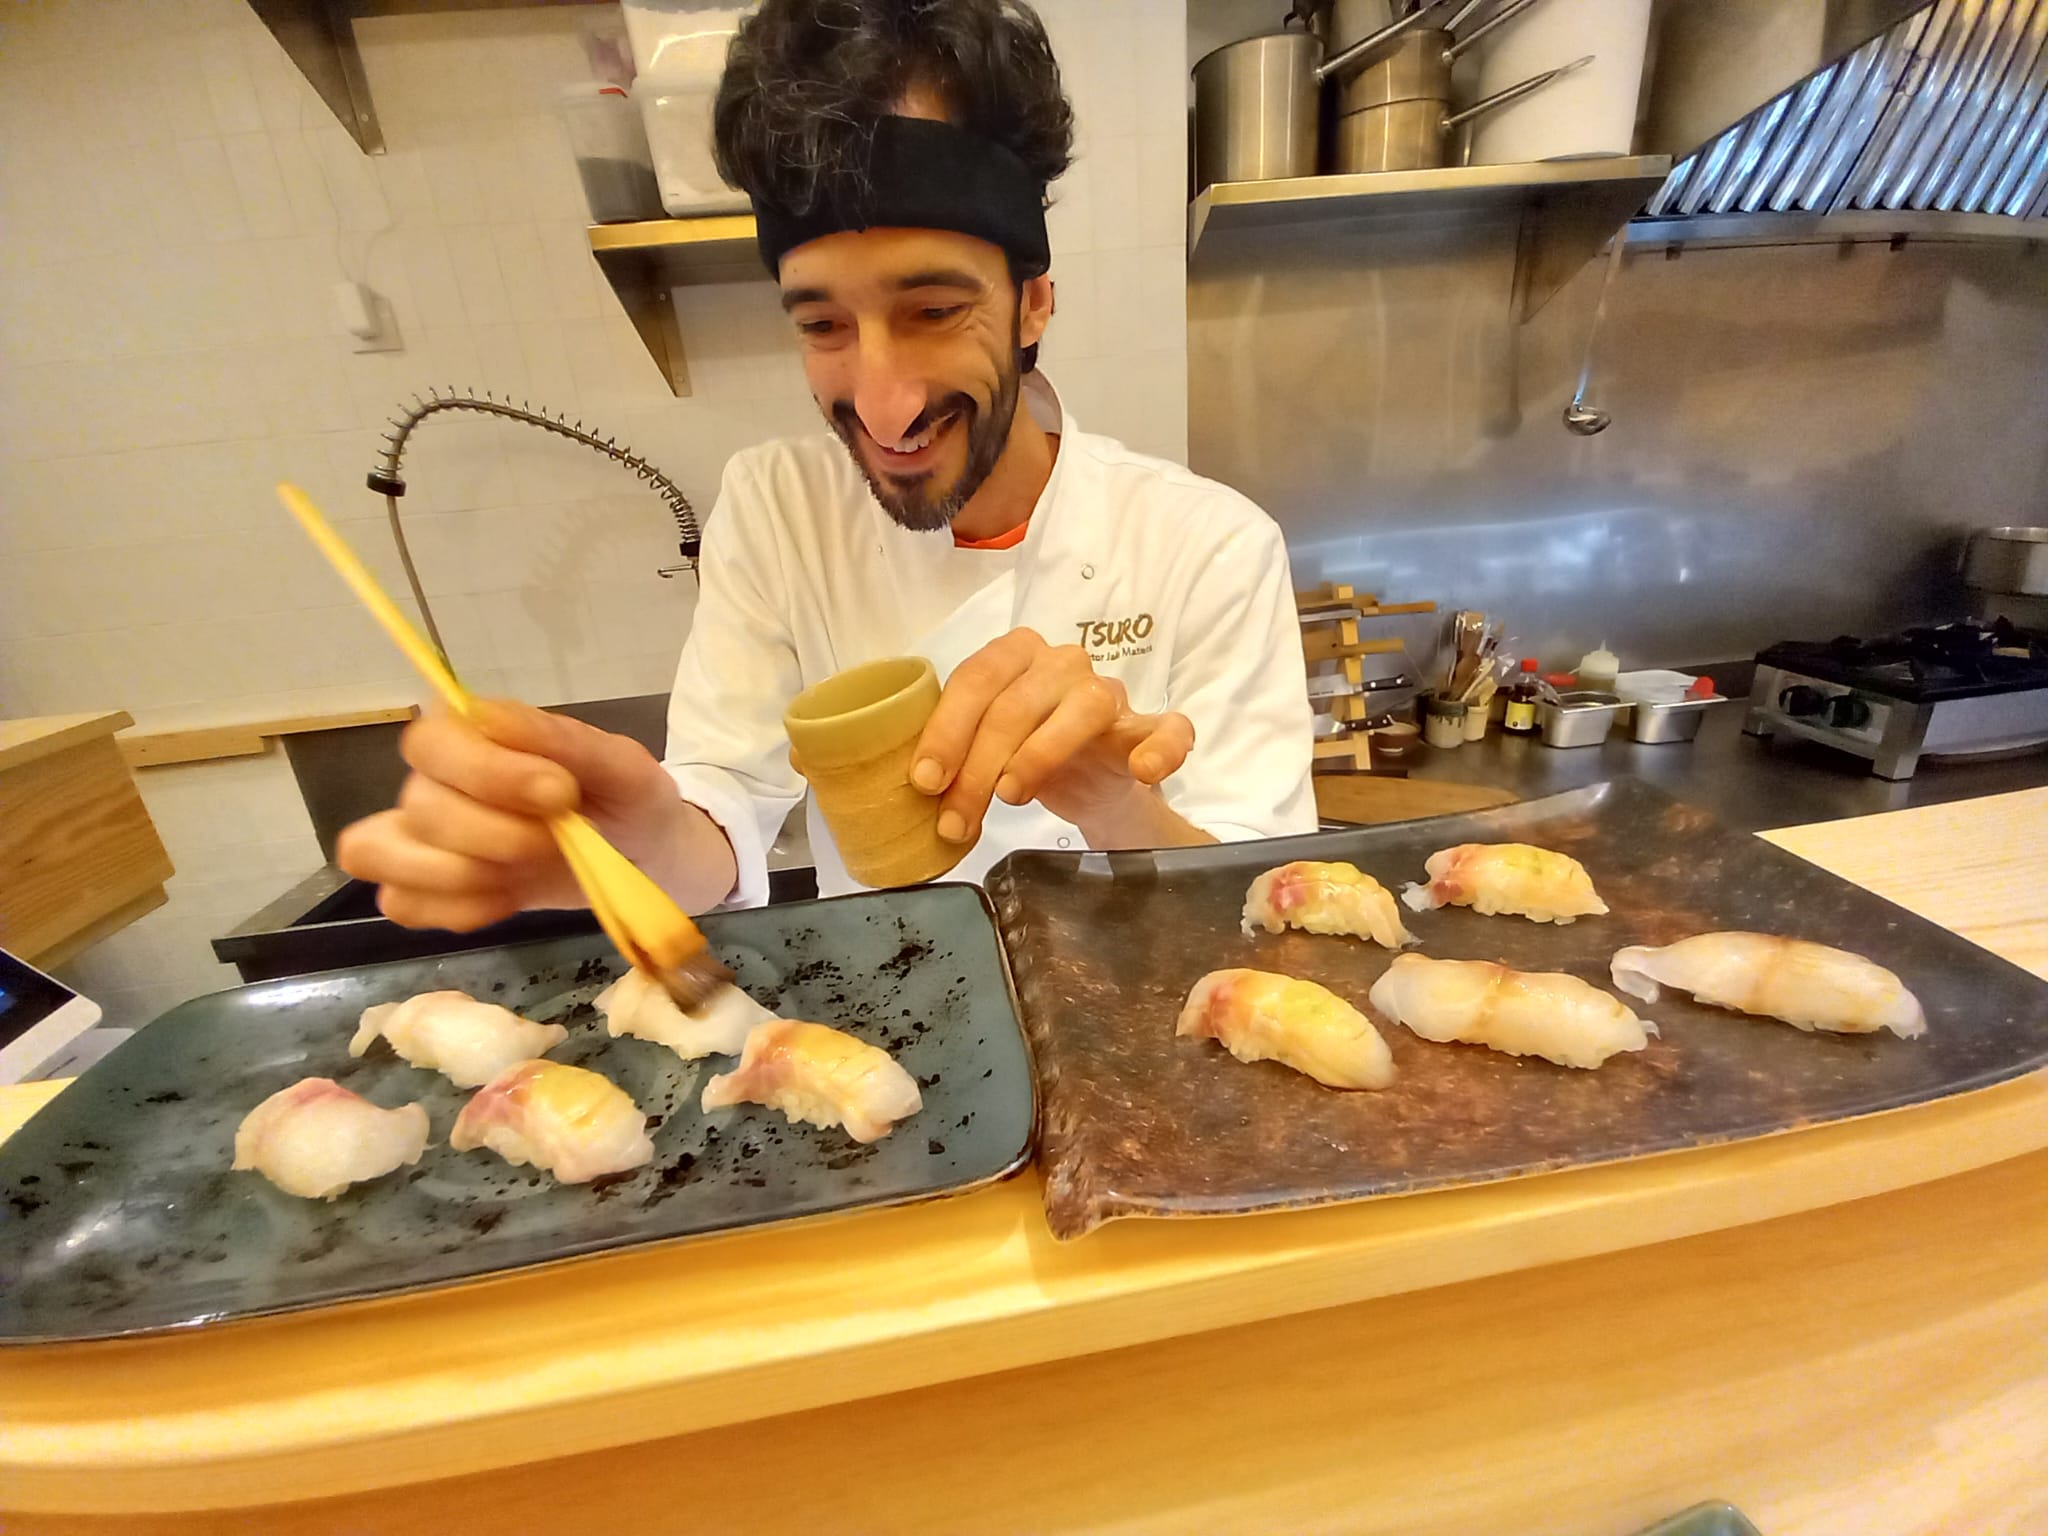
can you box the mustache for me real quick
[830,393,977,444]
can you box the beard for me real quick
[828,327,1025,534]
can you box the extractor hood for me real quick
[1646,0,2048,224]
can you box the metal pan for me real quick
[1192,0,1453,188]
[1333,52,1593,173]
[1963,526,2048,596]
[1334,0,1551,114]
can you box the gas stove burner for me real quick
[1760,622,2048,703]
[1745,620,2048,779]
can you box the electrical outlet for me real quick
[333,280,404,353]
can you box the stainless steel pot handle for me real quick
[1441,0,1497,32]
[1446,0,1553,62]
[1316,0,1453,81]
[1442,52,1591,127]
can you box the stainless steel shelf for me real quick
[1188,156,1673,321]
[247,0,612,154]
[585,218,767,398]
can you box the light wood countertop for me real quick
[0,711,170,965]
[3,788,2046,1530]
[0,713,132,773]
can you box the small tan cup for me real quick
[784,656,966,889]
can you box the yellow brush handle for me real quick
[275,480,712,981]
[275,482,476,724]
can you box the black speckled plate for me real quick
[0,883,1033,1343]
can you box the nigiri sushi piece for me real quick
[350,989,566,1089]
[1176,968,1396,1090]
[1368,953,1654,1070]
[700,1020,922,1144]
[450,1061,654,1184]
[1611,932,1926,1038]
[1242,861,1418,950]
[232,1078,429,1200]
[1400,843,1609,925]
[594,967,772,1060]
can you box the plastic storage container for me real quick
[1576,644,1620,693]
[1465,0,1652,164]
[559,85,662,224]
[639,82,749,216]
[623,1,751,217]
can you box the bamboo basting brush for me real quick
[275,481,734,1011]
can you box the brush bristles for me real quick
[659,952,736,1013]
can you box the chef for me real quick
[337,0,1315,928]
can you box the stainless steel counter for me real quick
[1392,702,2048,835]
[219,699,2045,985]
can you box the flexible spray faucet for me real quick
[368,388,702,656]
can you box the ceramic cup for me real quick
[1422,691,1467,750]
[784,656,965,889]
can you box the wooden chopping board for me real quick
[1313,772,1518,825]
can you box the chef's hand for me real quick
[335,702,737,930]
[910,629,1216,851]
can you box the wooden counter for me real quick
[3,789,2046,1532]
[0,712,171,966]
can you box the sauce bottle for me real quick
[1577,644,1620,694]
[1502,658,1544,735]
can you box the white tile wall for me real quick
[1036,0,1189,458]
[0,0,1188,1027]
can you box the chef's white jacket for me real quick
[664,374,1316,905]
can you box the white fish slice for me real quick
[1176,968,1396,1090]
[450,1060,654,1184]
[232,1078,428,1200]
[350,989,567,1088]
[1399,843,1608,925]
[1611,932,1926,1038]
[1369,953,1654,1070]
[1241,861,1418,950]
[594,968,771,1060]
[701,1019,922,1144]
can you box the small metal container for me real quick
[1962,526,2048,596]
[1537,690,1628,748]
[1628,695,1725,744]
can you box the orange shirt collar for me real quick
[953,519,1030,551]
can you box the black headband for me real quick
[752,115,1052,279]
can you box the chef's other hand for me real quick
[910,628,1206,851]
[336,701,710,931]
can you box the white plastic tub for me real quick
[559,84,662,223]
[624,1,752,217]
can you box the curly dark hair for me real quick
[714,0,1075,221]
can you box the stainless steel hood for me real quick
[1647,0,2048,222]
